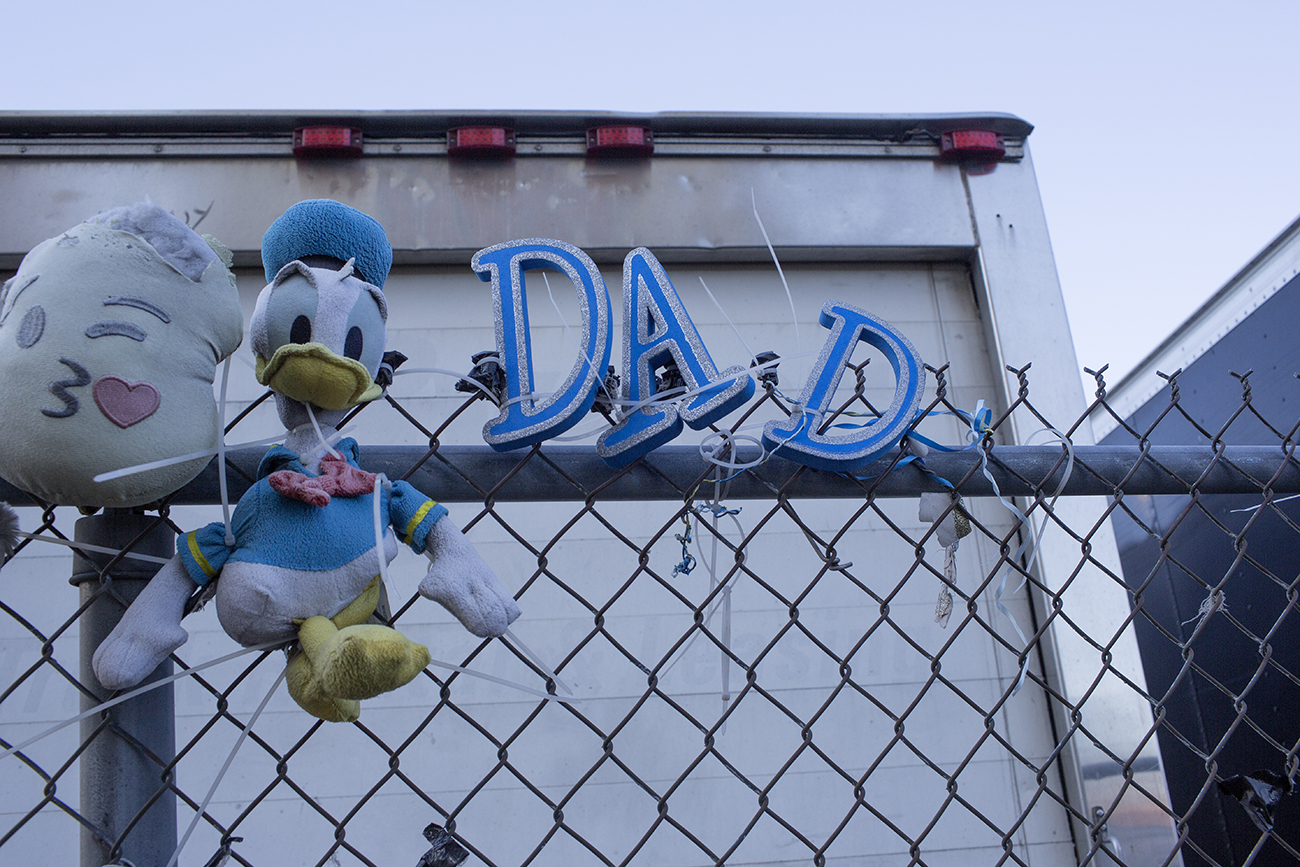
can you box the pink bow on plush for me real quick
[269,452,378,507]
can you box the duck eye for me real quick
[344,326,363,361]
[290,315,312,345]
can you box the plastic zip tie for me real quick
[541,271,576,345]
[394,367,501,406]
[425,655,580,703]
[12,530,172,566]
[216,356,235,546]
[305,403,342,460]
[300,424,357,463]
[698,431,767,471]
[974,418,1075,695]
[698,275,757,365]
[1,640,283,762]
[752,188,800,354]
[168,665,288,867]
[373,474,394,602]
[503,627,573,696]
[93,432,287,483]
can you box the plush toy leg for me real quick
[286,619,361,723]
[331,574,383,629]
[92,557,196,690]
[286,577,431,720]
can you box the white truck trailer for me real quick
[0,112,1180,866]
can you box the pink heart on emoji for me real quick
[94,376,161,428]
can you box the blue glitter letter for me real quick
[761,302,924,472]
[597,248,755,467]
[473,239,613,450]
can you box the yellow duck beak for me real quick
[255,343,383,410]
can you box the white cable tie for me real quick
[426,656,580,703]
[373,474,394,602]
[93,433,287,483]
[299,424,357,463]
[752,188,800,354]
[304,404,342,460]
[1,640,283,762]
[217,355,235,546]
[546,419,621,443]
[698,431,766,471]
[168,665,288,867]
[394,366,502,406]
[503,627,573,695]
[975,415,1076,695]
[12,531,172,565]
[1229,493,1300,514]
[541,271,576,344]
[698,275,757,365]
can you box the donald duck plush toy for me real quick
[93,200,520,721]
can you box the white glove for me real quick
[418,518,520,638]
[92,556,195,690]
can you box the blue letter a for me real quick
[472,239,613,450]
[597,248,754,467]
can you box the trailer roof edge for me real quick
[0,110,1033,139]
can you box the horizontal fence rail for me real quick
[5,445,1295,505]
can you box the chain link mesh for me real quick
[2,360,1297,867]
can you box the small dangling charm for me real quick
[935,542,957,627]
[920,491,970,629]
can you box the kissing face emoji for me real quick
[0,206,243,507]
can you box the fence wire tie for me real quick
[1181,589,1228,627]
[201,836,243,867]
[800,527,852,571]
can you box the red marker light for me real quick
[447,127,516,158]
[586,126,654,158]
[939,130,1006,163]
[293,126,364,158]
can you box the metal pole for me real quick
[72,510,177,867]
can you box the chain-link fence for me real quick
[2,359,1298,867]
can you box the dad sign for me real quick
[471,239,925,473]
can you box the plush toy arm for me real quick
[418,518,520,638]
[92,556,196,690]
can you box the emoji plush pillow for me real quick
[0,204,243,507]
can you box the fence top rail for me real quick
[2,444,1294,506]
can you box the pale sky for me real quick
[4,0,1298,390]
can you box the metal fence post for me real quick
[72,510,178,867]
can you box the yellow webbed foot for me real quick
[287,607,430,720]
[286,648,361,723]
[315,624,431,701]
